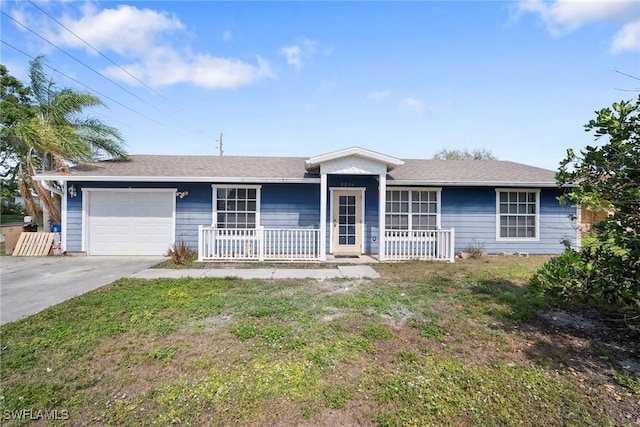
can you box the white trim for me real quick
[81,188,177,255]
[575,204,582,250]
[385,187,442,230]
[378,173,386,261]
[35,175,320,184]
[320,173,327,260]
[388,180,558,188]
[306,146,404,171]
[61,181,68,252]
[495,188,541,242]
[81,189,87,252]
[329,187,366,254]
[211,185,262,228]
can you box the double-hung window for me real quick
[386,189,440,230]
[496,189,539,240]
[213,186,260,229]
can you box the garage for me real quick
[85,189,175,255]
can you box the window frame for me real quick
[211,185,262,229]
[385,187,441,231]
[495,188,540,242]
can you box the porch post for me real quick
[319,172,327,261]
[378,173,386,261]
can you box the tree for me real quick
[4,56,127,224]
[431,148,497,160]
[1,64,35,205]
[531,97,639,307]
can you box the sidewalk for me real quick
[129,265,380,280]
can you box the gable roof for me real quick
[34,153,559,187]
[305,146,404,171]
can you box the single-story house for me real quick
[35,147,579,262]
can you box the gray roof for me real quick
[36,154,559,187]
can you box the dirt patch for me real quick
[538,310,605,333]
[320,307,347,322]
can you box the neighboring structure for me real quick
[34,147,579,262]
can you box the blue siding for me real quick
[64,182,211,252]
[64,180,577,256]
[441,187,577,254]
[261,184,320,228]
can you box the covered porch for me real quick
[198,147,455,262]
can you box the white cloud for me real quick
[280,45,303,71]
[280,37,326,71]
[12,4,273,88]
[611,20,640,53]
[513,0,639,53]
[400,97,426,116]
[367,90,392,102]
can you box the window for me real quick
[213,186,260,228]
[496,189,539,240]
[386,189,440,230]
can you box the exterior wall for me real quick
[440,186,577,254]
[64,180,576,256]
[261,184,320,229]
[65,182,212,252]
[65,181,321,253]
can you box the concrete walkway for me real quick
[130,265,380,280]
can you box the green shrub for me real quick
[529,249,587,301]
[530,247,639,307]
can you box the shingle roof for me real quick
[65,155,312,179]
[389,159,557,186]
[36,154,558,187]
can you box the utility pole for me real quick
[216,133,223,156]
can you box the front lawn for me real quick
[1,257,637,426]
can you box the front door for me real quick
[332,190,363,255]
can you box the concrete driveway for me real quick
[0,256,165,325]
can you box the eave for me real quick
[33,175,321,184]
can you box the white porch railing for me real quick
[384,228,455,262]
[198,226,321,261]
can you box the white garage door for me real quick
[87,190,175,255]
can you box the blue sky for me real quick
[1,1,639,170]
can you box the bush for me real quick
[530,247,639,308]
[0,199,25,215]
[529,249,587,301]
[169,240,197,265]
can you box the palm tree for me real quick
[11,56,127,225]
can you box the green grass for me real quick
[0,214,25,225]
[0,256,634,426]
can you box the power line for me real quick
[1,10,173,119]
[1,40,193,139]
[26,0,173,105]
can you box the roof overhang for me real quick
[387,180,561,188]
[305,146,404,172]
[33,175,321,184]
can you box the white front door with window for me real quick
[331,190,363,255]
